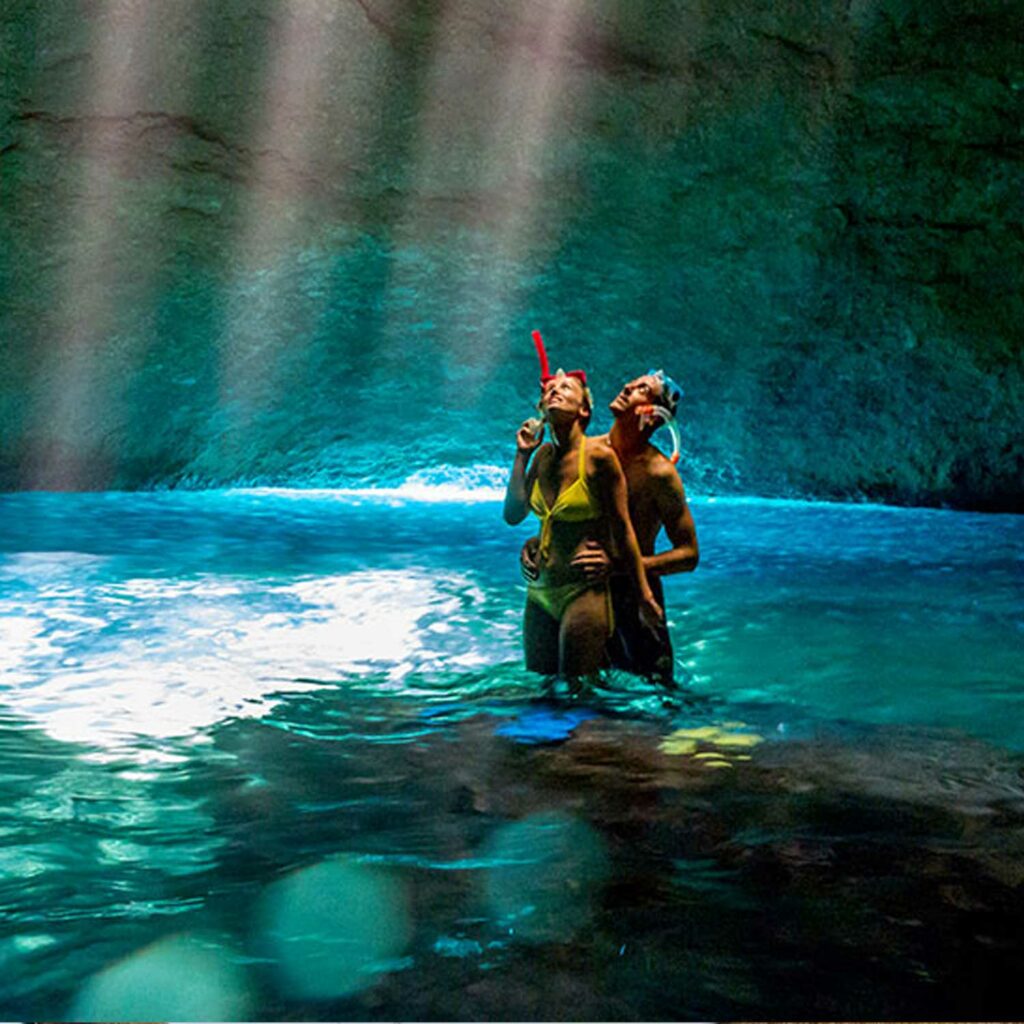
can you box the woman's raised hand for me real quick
[516,419,544,455]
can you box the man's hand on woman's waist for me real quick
[569,539,613,582]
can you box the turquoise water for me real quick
[1,490,1022,1019]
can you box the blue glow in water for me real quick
[1,489,1019,751]
[495,706,598,744]
[0,489,1021,1019]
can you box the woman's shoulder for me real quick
[530,442,555,472]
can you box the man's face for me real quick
[609,374,663,416]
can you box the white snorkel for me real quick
[636,369,683,465]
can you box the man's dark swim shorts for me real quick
[606,576,675,688]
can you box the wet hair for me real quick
[579,385,593,430]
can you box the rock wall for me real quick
[1,0,1021,508]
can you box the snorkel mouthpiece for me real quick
[637,404,682,465]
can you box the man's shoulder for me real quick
[636,447,687,509]
[586,435,618,463]
[640,444,680,482]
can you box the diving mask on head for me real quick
[637,368,684,465]
[527,330,591,441]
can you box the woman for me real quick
[504,371,662,691]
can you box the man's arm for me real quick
[644,465,699,577]
[593,445,662,627]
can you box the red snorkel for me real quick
[527,330,592,444]
[532,330,552,384]
[532,330,587,388]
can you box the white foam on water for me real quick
[238,463,509,503]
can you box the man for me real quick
[521,370,698,689]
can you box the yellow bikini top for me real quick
[529,440,602,562]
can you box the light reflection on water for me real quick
[0,491,1021,1019]
[0,556,506,752]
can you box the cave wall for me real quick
[1,0,1021,508]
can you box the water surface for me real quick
[1,490,1021,1019]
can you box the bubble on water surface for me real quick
[70,933,251,1021]
[255,855,412,999]
[481,811,610,942]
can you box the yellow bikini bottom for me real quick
[526,580,614,635]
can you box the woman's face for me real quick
[541,375,588,420]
